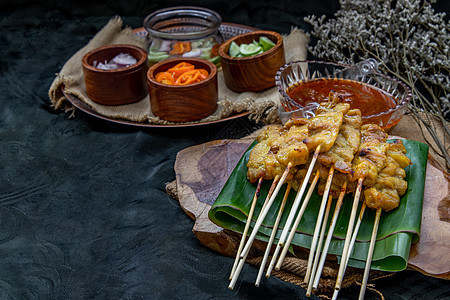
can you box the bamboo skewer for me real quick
[230,177,263,280]
[313,181,347,290]
[332,202,367,300]
[255,183,291,287]
[358,208,382,300]
[304,166,335,283]
[239,164,292,260]
[229,164,292,289]
[306,194,333,296]
[228,175,281,290]
[266,146,321,275]
[334,177,364,292]
[273,170,321,273]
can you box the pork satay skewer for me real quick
[305,106,361,286]
[334,123,390,292]
[243,118,311,282]
[255,183,291,287]
[229,177,263,280]
[228,174,281,290]
[312,180,347,290]
[269,170,321,276]
[274,145,321,249]
[238,163,292,262]
[359,208,381,300]
[306,194,333,296]
[306,105,362,290]
[268,147,320,273]
[272,95,349,273]
[357,139,411,299]
[304,165,335,283]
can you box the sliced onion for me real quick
[96,62,120,70]
[158,40,173,52]
[181,49,202,57]
[111,52,137,66]
[93,52,138,70]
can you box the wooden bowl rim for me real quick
[82,44,148,73]
[218,30,283,61]
[147,57,218,91]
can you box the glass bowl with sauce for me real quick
[275,60,412,131]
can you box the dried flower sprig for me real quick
[305,0,450,170]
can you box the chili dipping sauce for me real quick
[285,78,400,130]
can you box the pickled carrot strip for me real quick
[169,42,192,55]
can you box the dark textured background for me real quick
[1,1,449,299]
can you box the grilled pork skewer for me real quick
[307,106,363,291]
[358,139,411,299]
[273,96,348,274]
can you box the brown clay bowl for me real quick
[82,44,148,106]
[147,57,218,122]
[218,30,285,92]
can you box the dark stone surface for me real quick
[0,1,449,299]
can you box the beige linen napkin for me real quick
[49,17,308,125]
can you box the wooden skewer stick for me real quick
[229,164,292,290]
[304,165,335,283]
[229,177,263,280]
[255,183,291,287]
[228,175,281,290]
[313,181,347,290]
[306,194,333,296]
[334,177,364,292]
[332,202,366,300]
[239,164,291,260]
[358,208,382,300]
[273,170,320,273]
[266,146,321,275]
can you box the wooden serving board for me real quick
[173,137,450,280]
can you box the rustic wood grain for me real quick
[82,44,148,105]
[147,57,218,122]
[219,31,286,92]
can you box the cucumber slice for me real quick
[229,41,240,57]
[208,55,221,65]
[147,51,169,62]
[239,43,262,56]
[259,36,276,51]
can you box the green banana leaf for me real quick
[208,139,429,272]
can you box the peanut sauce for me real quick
[285,79,399,130]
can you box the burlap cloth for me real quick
[48,16,308,125]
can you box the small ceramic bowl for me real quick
[276,60,412,131]
[147,57,218,122]
[218,30,285,92]
[82,44,148,106]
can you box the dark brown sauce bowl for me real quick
[82,44,148,106]
[147,57,218,122]
[219,30,285,92]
